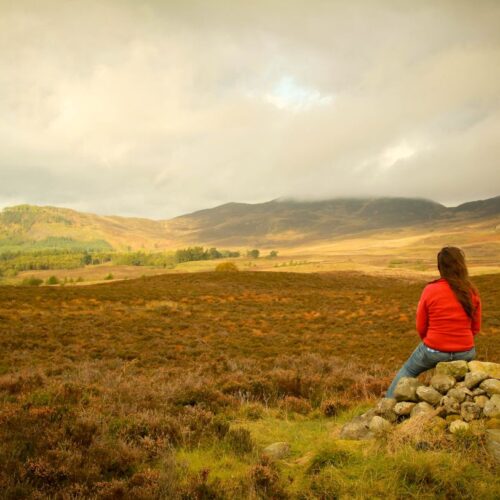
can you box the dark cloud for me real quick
[0,0,499,217]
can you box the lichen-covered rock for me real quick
[416,386,442,405]
[374,398,397,423]
[468,361,500,380]
[447,387,467,403]
[339,412,375,440]
[480,379,500,396]
[461,402,482,422]
[464,371,489,389]
[483,394,500,418]
[431,374,456,394]
[410,401,434,418]
[369,416,392,435]
[393,377,421,402]
[449,420,470,434]
[440,396,460,415]
[471,387,486,396]
[394,401,416,416]
[435,360,468,380]
[474,395,490,409]
[485,429,500,462]
[262,442,291,459]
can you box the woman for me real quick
[385,246,481,398]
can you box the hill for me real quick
[0,195,499,251]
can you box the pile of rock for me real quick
[340,360,500,443]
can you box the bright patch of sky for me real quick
[265,76,333,112]
[379,142,416,169]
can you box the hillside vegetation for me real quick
[1,196,499,251]
[0,271,498,497]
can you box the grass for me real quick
[0,270,498,497]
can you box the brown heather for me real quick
[0,271,498,497]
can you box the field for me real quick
[5,214,499,286]
[0,271,499,498]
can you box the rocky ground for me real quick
[340,360,500,461]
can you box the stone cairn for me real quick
[339,360,500,457]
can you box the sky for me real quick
[1,0,499,219]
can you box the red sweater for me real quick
[416,278,481,352]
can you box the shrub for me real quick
[278,395,312,415]
[215,262,239,272]
[244,403,264,420]
[46,276,59,285]
[210,415,230,439]
[104,273,114,280]
[224,427,254,455]
[320,398,348,417]
[249,455,286,498]
[22,277,43,286]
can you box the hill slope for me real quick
[0,195,499,251]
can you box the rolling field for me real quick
[0,271,499,498]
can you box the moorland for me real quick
[1,195,499,285]
[0,270,499,498]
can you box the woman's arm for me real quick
[416,287,429,339]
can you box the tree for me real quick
[268,250,278,258]
[247,249,260,259]
[81,252,92,265]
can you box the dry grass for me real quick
[0,271,498,497]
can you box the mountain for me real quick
[165,197,450,246]
[0,196,499,251]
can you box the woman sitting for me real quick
[386,246,481,398]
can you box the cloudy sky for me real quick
[1,0,499,218]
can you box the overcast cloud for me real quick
[1,0,499,218]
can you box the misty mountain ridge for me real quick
[0,195,498,251]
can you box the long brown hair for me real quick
[437,246,477,318]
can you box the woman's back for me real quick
[417,278,481,352]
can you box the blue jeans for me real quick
[385,342,476,398]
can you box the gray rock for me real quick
[416,385,442,405]
[360,408,377,420]
[483,394,500,418]
[393,377,421,402]
[485,429,500,462]
[440,396,460,415]
[262,442,291,459]
[369,416,392,435]
[339,413,375,440]
[410,401,435,418]
[464,371,489,389]
[374,398,397,423]
[474,395,490,409]
[480,379,500,396]
[447,387,467,403]
[431,374,456,394]
[394,401,416,416]
[468,361,500,379]
[435,360,468,380]
[449,420,470,434]
[471,387,486,396]
[460,402,482,422]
